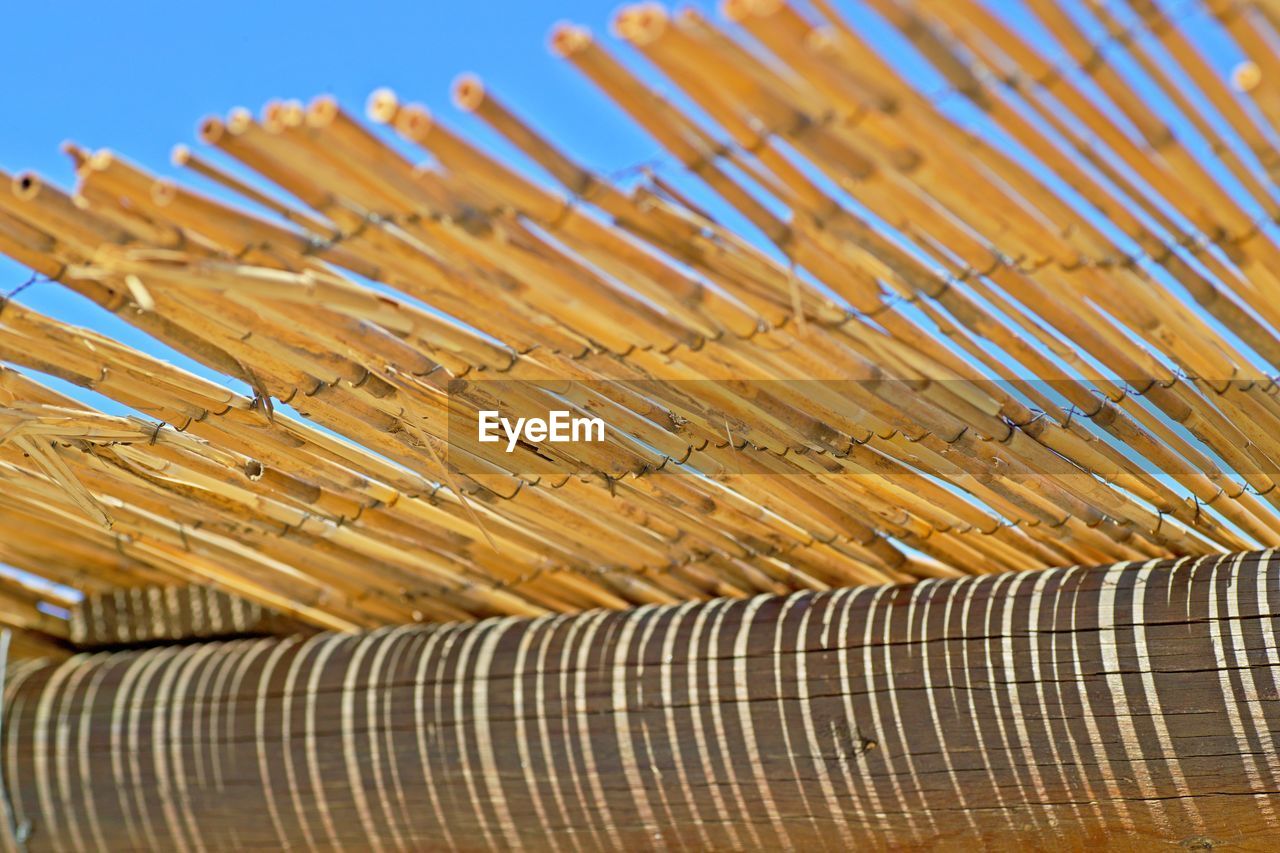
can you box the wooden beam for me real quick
[2,550,1278,849]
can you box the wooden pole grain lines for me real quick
[3,550,1280,850]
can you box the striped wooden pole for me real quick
[3,550,1278,850]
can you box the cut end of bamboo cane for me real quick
[613,4,668,45]
[393,104,434,142]
[548,22,592,58]
[262,100,304,134]
[170,144,191,167]
[1232,61,1261,92]
[12,172,42,201]
[305,95,340,129]
[611,7,637,39]
[452,74,486,113]
[260,100,284,132]
[197,116,225,146]
[280,100,305,129]
[720,0,754,23]
[87,150,116,173]
[226,108,254,137]
[365,88,401,125]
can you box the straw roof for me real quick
[1,0,1279,646]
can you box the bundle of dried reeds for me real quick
[0,0,1278,651]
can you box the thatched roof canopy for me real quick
[1,0,1279,648]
